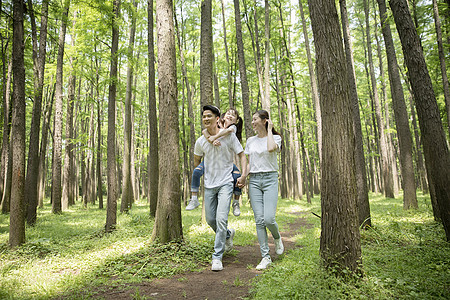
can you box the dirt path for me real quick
[93,213,310,299]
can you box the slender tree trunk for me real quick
[1,57,12,214]
[390,0,450,240]
[25,0,48,225]
[340,0,371,227]
[263,0,270,112]
[234,0,253,138]
[221,0,233,108]
[152,0,183,243]
[148,0,159,217]
[9,0,26,248]
[106,0,120,232]
[309,0,362,273]
[200,0,213,110]
[121,0,137,213]
[52,0,70,214]
[377,0,417,209]
[432,0,450,137]
[364,0,394,198]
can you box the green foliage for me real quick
[251,193,450,299]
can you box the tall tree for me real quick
[148,0,159,217]
[263,0,270,112]
[234,0,252,138]
[389,0,450,240]
[200,0,213,109]
[121,0,138,213]
[432,0,450,137]
[1,56,12,214]
[363,0,394,199]
[52,0,70,214]
[308,0,362,273]
[339,0,371,227]
[220,0,233,108]
[106,0,121,232]
[9,0,26,248]
[377,0,417,209]
[25,0,48,225]
[152,0,183,243]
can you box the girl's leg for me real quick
[186,162,204,210]
[231,164,241,216]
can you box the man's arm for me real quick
[194,155,202,168]
[236,151,248,188]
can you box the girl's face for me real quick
[224,111,238,127]
[251,113,266,133]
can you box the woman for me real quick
[240,110,284,270]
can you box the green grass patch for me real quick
[251,192,450,299]
[0,192,448,299]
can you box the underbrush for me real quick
[251,192,450,299]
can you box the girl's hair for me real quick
[226,108,243,142]
[254,110,283,139]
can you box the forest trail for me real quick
[91,212,311,299]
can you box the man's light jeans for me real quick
[204,182,233,260]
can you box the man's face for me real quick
[202,110,219,128]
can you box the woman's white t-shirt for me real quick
[244,135,282,173]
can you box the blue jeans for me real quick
[191,161,241,196]
[204,182,234,260]
[248,172,280,258]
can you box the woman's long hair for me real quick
[254,110,283,140]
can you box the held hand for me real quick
[213,140,221,146]
[236,176,246,188]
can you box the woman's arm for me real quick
[266,119,278,152]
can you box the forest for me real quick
[1,0,450,298]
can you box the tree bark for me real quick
[52,0,70,214]
[9,0,26,248]
[106,0,120,232]
[221,0,233,108]
[377,0,417,209]
[389,0,450,240]
[340,0,371,228]
[263,0,270,112]
[152,0,183,243]
[1,56,12,214]
[309,0,362,273]
[25,0,48,225]
[200,0,213,110]
[234,0,253,139]
[121,0,137,213]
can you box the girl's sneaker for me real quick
[232,202,241,216]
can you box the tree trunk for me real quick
[234,0,253,139]
[221,0,233,108]
[1,56,12,214]
[52,0,70,214]
[432,0,450,137]
[121,0,137,213]
[152,0,183,243]
[148,0,159,217]
[9,0,26,248]
[200,0,213,110]
[377,0,417,209]
[340,0,371,228]
[390,0,450,240]
[263,0,270,112]
[364,0,394,199]
[106,0,120,232]
[308,0,362,273]
[25,0,48,225]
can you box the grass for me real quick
[251,192,450,299]
[0,192,448,299]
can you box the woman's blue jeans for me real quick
[191,161,241,196]
[248,171,280,258]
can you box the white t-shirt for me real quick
[244,135,282,173]
[194,133,243,188]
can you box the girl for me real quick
[240,110,284,270]
[186,108,243,217]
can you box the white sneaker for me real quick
[256,257,272,270]
[232,202,241,216]
[225,228,235,252]
[185,198,199,210]
[275,237,284,255]
[211,259,223,271]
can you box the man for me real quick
[193,105,247,271]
